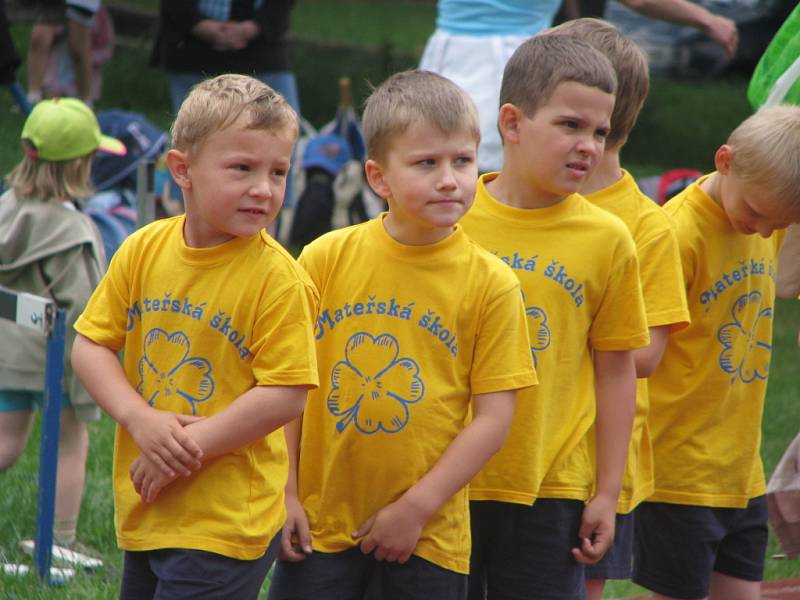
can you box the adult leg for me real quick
[53,407,89,544]
[27,24,58,102]
[0,409,34,470]
[65,18,91,102]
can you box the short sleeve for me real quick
[249,280,319,388]
[589,235,650,350]
[637,225,690,330]
[470,281,538,395]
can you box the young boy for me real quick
[634,105,800,600]
[71,74,319,599]
[268,70,538,600]
[461,34,650,599]
[542,19,691,599]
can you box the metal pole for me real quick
[34,308,66,584]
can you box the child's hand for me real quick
[279,495,313,562]
[130,455,179,503]
[352,497,426,563]
[126,406,204,478]
[571,494,617,565]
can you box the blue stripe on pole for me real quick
[34,308,66,584]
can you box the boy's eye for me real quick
[235,164,250,172]
[595,128,609,138]
[454,156,474,166]
[563,120,579,129]
[272,168,288,178]
[418,158,436,166]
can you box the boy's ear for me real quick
[714,144,734,175]
[166,148,192,190]
[497,103,523,145]
[364,159,391,200]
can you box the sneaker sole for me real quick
[18,540,103,570]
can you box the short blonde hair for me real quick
[363,70,480,162]
[500,34,617,118]
[543,18,648,147]
[727,105,800,209]
[171,74,299,154]
[7,152,94,201]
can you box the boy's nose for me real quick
[576,136,600,158]
[249,179,273,200]
[437,165,457,190]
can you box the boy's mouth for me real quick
[566,161,589,175]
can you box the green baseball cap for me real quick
[21,97,126,161]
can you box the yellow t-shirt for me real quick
[297,216,537,574]
[462,174,649,505]
[648,176,784,509]
[585,170,690,513]
[75,216,319,560]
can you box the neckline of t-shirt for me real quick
[368,213,467,260]
[475,174,583,224]
[175,217,260,266]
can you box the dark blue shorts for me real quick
[268,546,467,600]
[585,511,634,581]
[119,534,279,600]
[468,498,586,600]
[633,496,768,599]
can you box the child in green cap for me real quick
[0,97,125,564]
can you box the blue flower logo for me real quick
[327,332,424,434]
[525,302,551,368]
[718,291,773,384]
[137,328,215,414]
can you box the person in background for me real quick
[420,0,737,173]
[0,98,124,561]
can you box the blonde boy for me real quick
[71,74,318,599]
[635,105,800,600]
[542,19,691,599]
[268,70,537,600]
[461,34,649,599]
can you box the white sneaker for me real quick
[2,562,75,584]
[18,539,103,570]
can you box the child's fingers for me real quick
[170,421,204,459]
[153,445,191,477]
[352,514,376,540]
[279,535,305,562]
[571,537,603,565]
[296,516,313,555]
